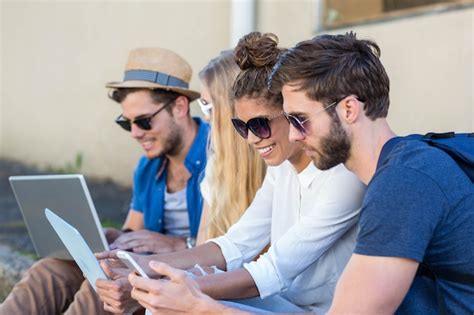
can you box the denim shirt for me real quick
[130,117,209,237]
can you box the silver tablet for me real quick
[45,208,108,290]
[9,174,109,259]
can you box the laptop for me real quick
[45,208,108,290]
[9,174,109,259]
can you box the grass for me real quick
[101,219,122,229]
[16,250,39,261]
[44,152,83,174]
[0,221,26,229]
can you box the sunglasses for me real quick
[285,96,349,135]
[115,99,175,132]
[231,111,284,139]
[197,98,213,118]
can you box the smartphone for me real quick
[116,250,150,279]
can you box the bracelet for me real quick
[185,236,196,249]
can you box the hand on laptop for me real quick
[109,230,186,254]
[103,227,123,244]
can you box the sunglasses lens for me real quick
[287,115,306,135]
[248,118,271,139]
[115,117,132,131]
[231,119,248,138]
[198,99,213,118]
[134,118,152,131]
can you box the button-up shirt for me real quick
[210,161,366,313]
[130,117,209,237]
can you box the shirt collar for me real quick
[297,161,321,188]
[376,136,403,172]
[184,117,209,174]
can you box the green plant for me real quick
[45,152,83,174]
[101,219,122,229]
[17,250,39,261]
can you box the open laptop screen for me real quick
[9,174,109,259]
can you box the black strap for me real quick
[422,132,455,139]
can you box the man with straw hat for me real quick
[0,47,209,315]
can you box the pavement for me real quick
[0,158,131,302]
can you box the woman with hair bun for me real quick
[105,32,366,314]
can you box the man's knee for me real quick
[25,257,81,282]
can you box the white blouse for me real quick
[199,155,213,206]
[210,161,366,313]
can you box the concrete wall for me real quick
[1,1,473,185]
[258,3,473,134]
[257,0,316,47]
[0,2,3,157]
[327,7,474,135]
[1,1,230,186]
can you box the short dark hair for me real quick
[109,88,187,114]
[269,32,390,120]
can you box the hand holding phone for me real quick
[116,250,149,279]
[117,251,153,315]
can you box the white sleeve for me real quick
[200,155,214,205]
[208,167,276,271]
[244,165,366,298]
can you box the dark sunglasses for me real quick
[285,96,349,135]
[231,111,284,139]
[115,99,175,132]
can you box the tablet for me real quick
[45,208,108,290]
[9,174,109,259]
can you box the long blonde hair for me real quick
[199,50,266,239]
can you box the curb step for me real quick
[0,245,34,303]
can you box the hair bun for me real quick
[234,32,280,70]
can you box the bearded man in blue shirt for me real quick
[0,47,209,315]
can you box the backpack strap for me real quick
[423,132,474,139]
[419,132,474,182]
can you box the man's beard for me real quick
[312,113,351,170]
[158,122,184,158]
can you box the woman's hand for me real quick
[129,261,232,314]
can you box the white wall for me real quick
[0,2,4,157]
[1,1,472,185]
[256,3,473,133]
[1,1,230,185]
[257,0,316,47]
[327,7,474,134]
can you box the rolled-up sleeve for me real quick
[208,167,277,271]
[244,165,365,298]
[199,156,214,205]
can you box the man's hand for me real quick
[103,227,123,244]
[95,249,120,261]
[109,230,186,254]
[95,257,142,314]
[129,261,238,314]
[96,250,162,279]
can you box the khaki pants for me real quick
[0,257,111,315]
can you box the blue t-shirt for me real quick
[354,137,474,314]
[130,117,209,237]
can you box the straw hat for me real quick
[106,47,200,101]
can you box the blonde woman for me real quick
[196,50,266,243]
